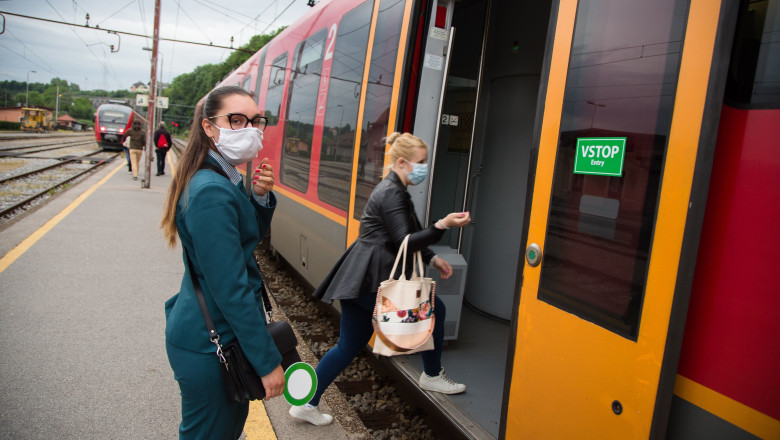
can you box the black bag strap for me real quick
[184,249,221,343]
[196,160,273,318]
[182,248,230,370]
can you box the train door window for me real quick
[353,0,409,220]
[255,52,267,105]
[538,0,689,339]
[725,0,780,107]
[280,29,328,194]
[317,0,374,211]
[265,53,288,126]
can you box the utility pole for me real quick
[55,86,59,129]
[25,70,36,107]
[143,0,160,189]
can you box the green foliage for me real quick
[1,28,284,132]
[70,97,95,119]
[0,121,21,130]
[162,27,285,129]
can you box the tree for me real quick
[69,97,95,119]
[162,27,285,128]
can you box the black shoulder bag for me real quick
[188,161,301,404]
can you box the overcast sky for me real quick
[0,0,314,91]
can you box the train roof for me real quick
[97,103,133,112]
[216,0,334,88]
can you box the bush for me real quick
[0,121,21,130]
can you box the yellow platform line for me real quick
[0,154,277,438]
[245,401,277,439]
[0,161,125,274]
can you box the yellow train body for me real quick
[20,108,52,133]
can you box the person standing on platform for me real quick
[124,120,146,181]
[153,121,173,176]
[288,132,471,426]
[122,135,132,173]
[160,85,283,439]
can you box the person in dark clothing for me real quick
[287,132,471,426]
[153,122,173,176]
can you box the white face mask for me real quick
[210,123,263,166]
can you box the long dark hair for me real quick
[160,86,254,248]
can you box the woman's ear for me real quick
[201,118,216,141]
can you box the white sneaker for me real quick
[289,405,334,426]
[418,369,466,394]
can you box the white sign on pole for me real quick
[136,94,149,107]
[155,97,169,109]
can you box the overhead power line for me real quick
[43,0,124,88]
[0,10,256,53]
[259,0,298,35]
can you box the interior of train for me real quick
[403,0,553,436]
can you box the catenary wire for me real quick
[42,0,124,89]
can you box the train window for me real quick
[265,53,288,126]
[317,0,374,211]
[725,0,780,108]
[353,0,409,220]
[280,29,328,193]
[538,0,689,340]
[255,52,267,105]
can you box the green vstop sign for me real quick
[573,137,627,177]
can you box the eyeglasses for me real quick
[208,113,268,131]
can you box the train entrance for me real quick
[412,0,553,323]
[407,0,553,436]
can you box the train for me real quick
[20,108,53,132]
[94,102,135,151]
[201,0,778,438]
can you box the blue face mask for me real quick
[404,160,428,185]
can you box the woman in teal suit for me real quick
[160,86,285,439]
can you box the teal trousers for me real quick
[166,341,249,440]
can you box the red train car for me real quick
[94,102,134,151]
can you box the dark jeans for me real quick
[310,292,446,406]
[123,147,131,170]
[155,148,168,174]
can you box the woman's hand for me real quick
[438,211,471,229]
[260,364,285,400]
[432,257,454,279]
[252,158,275,196]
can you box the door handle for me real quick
[526,243,542,267]
[464,166,482,224]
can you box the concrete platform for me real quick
[0,154,368,439]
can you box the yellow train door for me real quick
[505,0,735,437]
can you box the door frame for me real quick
[501,0,738,437]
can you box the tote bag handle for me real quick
[388,235,428,281]
[388,235,410,280]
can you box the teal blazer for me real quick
[165,159,282,377]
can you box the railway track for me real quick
[0,135,119,223]
[0,140,96,156]
[0,153,118,219]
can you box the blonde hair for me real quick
[386,132,427,167]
